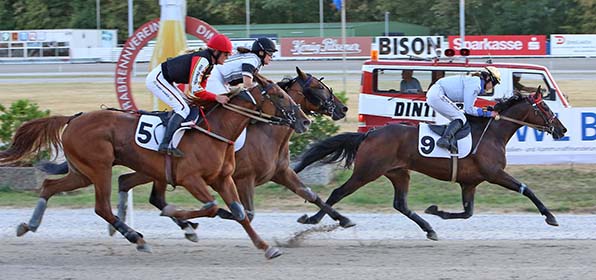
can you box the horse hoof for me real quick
[136,243,153,253]
[265,246,283,259]
[426,231,439,241]
[339,218,356,228]
[185,233,198,243]
[297,214,309,224]
[108,225,116,236]
[425,205,439,214]
[16,223,29,237]
[545,215,559,227]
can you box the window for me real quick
[512,72,552,100]
[373,69,473,94]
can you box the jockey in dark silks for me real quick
[145,34,233,157]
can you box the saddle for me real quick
[138,106,202,125]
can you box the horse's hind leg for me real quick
[425,183,478,219]
[386,168,438,241]
[487,170,558,226]
[17,171,91,236]
[87,167,150,252]
[271,167,355,228]
[299,163,383,225]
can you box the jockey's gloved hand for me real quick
[485,105,494,111]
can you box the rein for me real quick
[494,114,549,132]
[222,102,287,125]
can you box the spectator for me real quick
[400,70,423,94]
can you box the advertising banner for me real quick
[447,35,546,56]
[506,108,596,164]
[375,36,444,59]
[280,37,371,58]
[550,34,596,56]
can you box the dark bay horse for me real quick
[0,73,309,259]
[110,67,353,240]
[293,90,567,240]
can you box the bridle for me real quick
[495,94,557,134]
[294,74,337,116]
[222,82,298,127]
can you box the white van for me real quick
[358,59,571,132]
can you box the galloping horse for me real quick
[110,67,354,240]
[0,72,309,259]
[293,90,567,240]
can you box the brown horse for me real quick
[106,67,354,241]
[293,90,567,240]
[0,72,309,259]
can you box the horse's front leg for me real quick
[487,169,558,226]
[386,169,438,241]
[272,167,355,228]
[425,183,477,219]
[212,175,282,260]
[159,176,220,221]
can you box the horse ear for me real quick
[296,66,308,80]
[534,85,543,100]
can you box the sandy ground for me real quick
[2,210,596,280]
[2,238,594,280]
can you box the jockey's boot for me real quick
[437,119,463,153]
[158,113,185,157]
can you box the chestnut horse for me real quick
[293,90,567,240]
[0,73,309,259]
[108,67,354,241]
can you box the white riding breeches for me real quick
[146,66,190,118]
[426,84,466,123]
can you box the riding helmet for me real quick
[251,37,278,54]
[207,34,233,53]
[484,66,502,85]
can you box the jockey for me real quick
[206,37,278,151]
[426,66,501,152]
[145,34,233,157]
[207,37,278,93]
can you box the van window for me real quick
[373,69,476,94]
[512,72,553,100]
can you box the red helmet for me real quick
[207,34,233,53]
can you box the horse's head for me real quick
[495,87,567,139]
[248,72,311,133]
[280,67,348,120]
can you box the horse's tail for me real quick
[0,116,71,164]
[36,160,69,175]
[293,132,368,173]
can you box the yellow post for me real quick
[149,0,188,110]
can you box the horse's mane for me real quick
[493,94,525,112]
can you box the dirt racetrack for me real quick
[2,238,594,280]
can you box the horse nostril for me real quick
[342,106,348,113]
[303,119,311,127]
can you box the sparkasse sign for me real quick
[447,35,546,56]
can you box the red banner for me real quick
[447,35,546,56]
[280,37,372,58]
[114,17,218,110]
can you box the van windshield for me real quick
[373,69,493,96]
